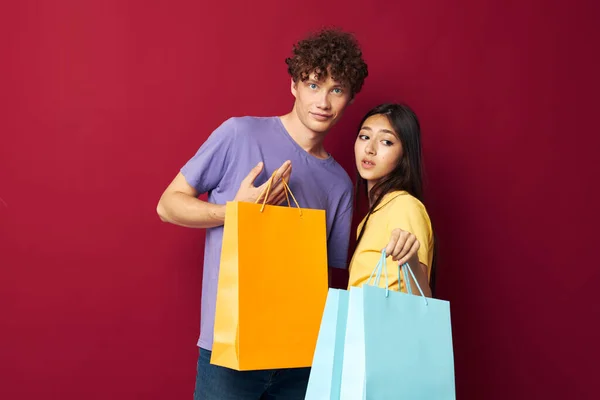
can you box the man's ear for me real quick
[349,96,355,105]
[290,78,298,98]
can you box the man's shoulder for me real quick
[311,159,353,209]
[220,115,279,133]
[326,159,353,188]
[206,116,280,147]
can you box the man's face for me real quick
[291,71,353,135]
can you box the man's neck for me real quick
[279,111,329,159]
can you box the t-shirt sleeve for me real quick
[180,118,237,194]
[327,193,354,270]
[386,196,434,274]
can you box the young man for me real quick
[157,28,368,399]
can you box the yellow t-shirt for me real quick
[347,191,434,292]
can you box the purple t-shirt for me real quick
[181,116,353,350]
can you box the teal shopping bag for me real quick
[305,288,350,400]
[342,250,456,400]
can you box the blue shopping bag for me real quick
[342,250,456,400]
[339,286,367,399]
[305,288,350,400]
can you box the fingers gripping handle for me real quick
[254,169,302,215]
[367,249,428,305]
[255,170,276,211]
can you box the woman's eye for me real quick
[359,134,369,140]
[382,140,394,146]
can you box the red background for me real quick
[1,1,599,399]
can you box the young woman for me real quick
[348,103,435,297]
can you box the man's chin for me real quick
[312,119,338,132]
[304,122,330,134]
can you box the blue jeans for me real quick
[194,348,310,399]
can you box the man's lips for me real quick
[310,112,332,121]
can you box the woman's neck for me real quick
[367,181,379,207]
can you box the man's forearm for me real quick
[157,192,226,229]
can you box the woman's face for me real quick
[354,114,404,191]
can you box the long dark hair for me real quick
[354,103,438,295]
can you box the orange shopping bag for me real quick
[211,173,329,371]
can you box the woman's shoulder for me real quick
[382,191,433,241]
[377,190,428,213]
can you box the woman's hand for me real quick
[384,228,420,265]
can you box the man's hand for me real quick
[384,228,420,265]
[234,160,292,205]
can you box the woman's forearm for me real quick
[405,254,432,297]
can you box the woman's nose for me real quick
[365,142,376,155]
